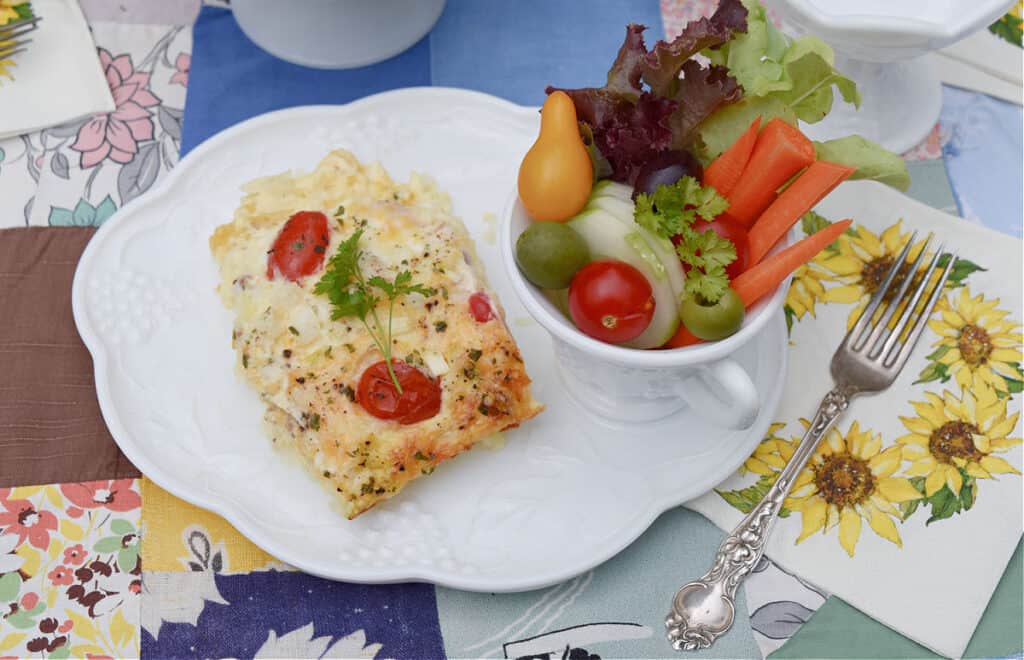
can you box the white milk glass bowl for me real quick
[232,0,446,70]
[501,193,792,431]
[766,0,1015,153]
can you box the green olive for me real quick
[515,222,590,289]
[680,288,745,340]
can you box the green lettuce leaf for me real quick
[774,37,860,123]
[704,0,789,96]
[814,135,911,191]
[701,0,859,124]
[692,96,797,163]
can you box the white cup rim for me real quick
[499,190,792,368]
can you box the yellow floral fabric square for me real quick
[140,479,288,574]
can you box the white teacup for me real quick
[500,193,790,430]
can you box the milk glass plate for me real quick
[72,88,787,591]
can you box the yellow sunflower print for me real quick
[785,421,921,556]
[815,221,935,330]
[740,422,791,476]
[1,2,19,25]
[898,386,1021,498]
[0,0,29,25]
[922,288,1023,394]
[785,263,832,324]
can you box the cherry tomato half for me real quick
[357,360,442,425]
[673,217,749,281]
[267,211,330,282]
[468,291,496,322]
[568,260,655,344]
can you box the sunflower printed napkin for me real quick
[688,180,1023,658]
[0,0,115,138]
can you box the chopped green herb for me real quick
[468,349,482,361]
[334,204,345,217]
[340,385,356,402]
[344,343,355,353]
[325,346,333,357]
[308,413,321,430]
[404,351,425,368]
[292,241,304,252]
[477,403,491,416]
[434,321,447,332]
[288,326,300,336]
[242,354,249,369]
[414,450,429,461]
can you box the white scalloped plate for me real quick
[72,88,787,592]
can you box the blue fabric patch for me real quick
[180,7,433,155]
[428,0,664,106]
[181,1,662,154]
[141,571,445,659]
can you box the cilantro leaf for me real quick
[635,177,730,240]
[367,275,395,298]
[689,229,736,270]
[634,177,735,303]
[369,271,436,301]
[685,260,729,302]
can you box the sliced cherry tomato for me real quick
[468,291,496,322]
[568,260,655,344]
[357,360,442,425]
[267,211,330,282]
[673,217,749,281]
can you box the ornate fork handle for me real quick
[665,384,857,651]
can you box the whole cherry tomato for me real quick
[267,211,330,282]
[568,260,655,344]
[357,360,442,425]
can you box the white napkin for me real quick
[0,0,114,139]
[936,30,1023,105]
[688,181,1023,658]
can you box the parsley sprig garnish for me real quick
[634,177,736,303]
[313,229,435,392]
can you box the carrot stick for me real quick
[703,116,761,197]
[746,161,855,265]
[732,219,852,308]
[663,323,704,349]
[724,118,816,228]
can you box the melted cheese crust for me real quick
[210,150,542,518]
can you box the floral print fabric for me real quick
[0,22,190,229]
[0,482,142,659]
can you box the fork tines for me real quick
[0,16,40,35]
[0,16,39,58]
[844,231,957,370]
[0,40,30,59]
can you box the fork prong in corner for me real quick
[884,251,958,370]
[864,234,934,358]
[848,230,918,352]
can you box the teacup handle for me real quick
[674,357,760,430]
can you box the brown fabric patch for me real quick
[0,227,140,486]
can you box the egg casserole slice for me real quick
[210,149,543,518]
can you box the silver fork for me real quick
[0,16,41,60]
[665,232,957,652]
